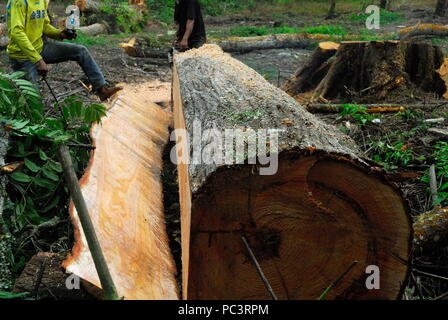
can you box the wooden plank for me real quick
[63,84,178,300]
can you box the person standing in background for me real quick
[174,0,206,51]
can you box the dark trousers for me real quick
[9,41,106,91]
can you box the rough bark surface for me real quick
[0,123,12,291]
[211,34,310,53]
[173,44,411,300]
[79,23,108,36]
[282,42,339,96]
[435,0,447,16]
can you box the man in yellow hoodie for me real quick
[6,0,121,101]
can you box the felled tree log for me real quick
[63,84,178,300]
[78,23,108,36]
[173,44,411,300]
[119,37,170,58]
[399,24,448,40]
[282,41,339,96]
[284,41,446,103]
[211,33,310,53]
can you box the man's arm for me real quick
[43,8,62,40]
[179,0,196,50]
[179,19,194,50]
[9,0,42,63]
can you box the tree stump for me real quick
[282,41,339,96]
[173,44,412,300]
[284,41,446,103]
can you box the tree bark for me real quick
[63,86,179,300]
[284,41,446,103]
[282,41,339,96]
[435,0,447,16]
[173,44,411,300]
[327,0,336,18]
[79,23,108,36]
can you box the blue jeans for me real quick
[9,41,106,91]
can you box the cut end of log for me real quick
[173,45,412,300]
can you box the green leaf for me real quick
[42,168,60,182]
[24,158,40,173]
[39,149,49,161]
[33,177,56,189]
[10,172,32,183]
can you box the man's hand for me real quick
[35,59,49,78]
[178,38,189,52]
[61,29,77,40]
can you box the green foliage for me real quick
[301,24,348,36]
[395,109,424,121]
[66,32,108,47]
[338,104,374,125]
[371,141,413,170]
[228,24,346,37]
[0,71,106,276]
[422,142,448,206]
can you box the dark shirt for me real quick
[174,0,206,46]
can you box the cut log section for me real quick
[284,41,446,103]
[63,84,178,300]
[173,44,412,300]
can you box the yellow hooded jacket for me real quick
[6,0,62,64]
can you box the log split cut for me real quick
[173,44,411,300]
[284,41,446,103]
[62,84,178,300]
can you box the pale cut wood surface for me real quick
[63,83,178,300]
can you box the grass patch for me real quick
[65,32,108,47]
[229,24,347,37]
[348,8,404,25]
